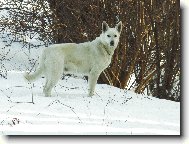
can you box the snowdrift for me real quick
[0,71,180,135]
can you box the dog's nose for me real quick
[110,41,114,46]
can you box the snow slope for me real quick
[0,71,180,135]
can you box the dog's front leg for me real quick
[88,72,100,96]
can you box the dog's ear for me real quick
[102,21,109,33]
[115,21,122,33]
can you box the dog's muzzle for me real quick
[110,41,114,46]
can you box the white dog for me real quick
[24,21,122,96]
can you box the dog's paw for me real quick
[44,91,52,97]
[88,92,94,97]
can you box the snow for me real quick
[0,71,180,135]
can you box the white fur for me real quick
[24,21,122,96]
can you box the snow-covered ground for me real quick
[0,71,180,135]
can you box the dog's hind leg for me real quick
[43,60,63,97]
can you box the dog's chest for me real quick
[92,54,112,71]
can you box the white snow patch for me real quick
[0,71,180,135]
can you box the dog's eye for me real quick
[107,35,111,37]
[114,35,117,37]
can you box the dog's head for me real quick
[100,21,122,48]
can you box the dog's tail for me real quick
[24,50,46,82]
